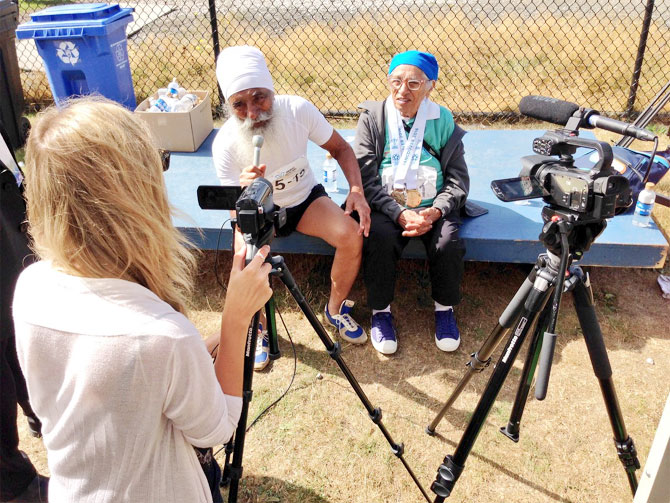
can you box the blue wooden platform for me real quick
[166,128,668,268]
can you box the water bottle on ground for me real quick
[322,153,337,192]
[632,182,656,228]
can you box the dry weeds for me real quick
[21,10,670,118]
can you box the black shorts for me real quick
[276,184,328,237]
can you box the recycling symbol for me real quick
[114,44,124,63]
[56,41,79,65]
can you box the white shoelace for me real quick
[256,332,267,351]
[333,313,357,331]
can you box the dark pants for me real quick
[363,210,465,310]
[1,130,38,500]
[0,337,37,500]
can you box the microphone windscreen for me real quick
[519,96,579,126]
[252,135,264,148]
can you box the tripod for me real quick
[428,206,641,501]
[223,242,432,503]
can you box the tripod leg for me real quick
[426,274,537,435]
[220,441,234,486]
[264,296,280,360]
[227,311,261,503]
[572,273,640,495]
[500,304,551,442]
[271,256,433,503]
[431,273,554,501]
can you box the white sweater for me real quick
[13,261,242,503]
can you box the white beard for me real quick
[227,100,279,167]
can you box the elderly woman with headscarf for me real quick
[353,50,470,355]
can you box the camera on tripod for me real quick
[487,94,665,221]
[491,129,631,220]
[197,178,286,248]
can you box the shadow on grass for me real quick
[220,475,331,503]
[429,435,576,503]
[195,250,669,426]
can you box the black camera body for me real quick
[235,178,279,243]
[492,129,630,220]
[197,178,286,248]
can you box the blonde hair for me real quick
[24,96,196,313]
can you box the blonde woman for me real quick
[12,97,272,503]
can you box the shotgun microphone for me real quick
[519,95,657,141]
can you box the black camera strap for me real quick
[403,121,441,160]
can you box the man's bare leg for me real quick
[296,197,363,315]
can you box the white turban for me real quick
[216,46,275,101]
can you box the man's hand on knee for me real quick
[344,190,371,237]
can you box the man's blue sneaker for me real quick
[371,312,397,354]
[435,309,460,352]
[325,300,367,344]
[254,325,270,371]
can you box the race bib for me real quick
[270,156,309,192]
[266,156,315,208]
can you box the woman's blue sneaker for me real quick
[435,309,460,352]
[371,312,397,354]
[325,300,367,344]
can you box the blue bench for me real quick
[165,128,668,268]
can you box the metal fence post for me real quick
[625,0,655,117]
[207,0,224,113]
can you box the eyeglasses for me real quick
[387,76,427,91]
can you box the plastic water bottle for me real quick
[172,94,198,112]
[167,78,180,98]
[632,182,656,228]
[322,153,337,192]
[149,97,169,112]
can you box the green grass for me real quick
[18,0,66,15]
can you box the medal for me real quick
[405,189,422,208]
[391,189,406,206]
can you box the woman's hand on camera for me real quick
[239,164,267,187]
[224,244,273,321]
[216,245,273,397]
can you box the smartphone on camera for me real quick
[197,185,243,210]
[490,176,546,202]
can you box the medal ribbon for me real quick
[386,97,429,191]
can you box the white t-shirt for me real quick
[212,95,333,208]
[13,261,242,503]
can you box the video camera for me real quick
[197,178,286,248]
[490,96,638,220]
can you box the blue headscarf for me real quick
[388,51,439,81]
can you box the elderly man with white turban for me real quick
[212,46,371,370]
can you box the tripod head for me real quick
[538,206,607,261]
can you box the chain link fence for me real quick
[15,0,670,121]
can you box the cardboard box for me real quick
[135,90,213,152]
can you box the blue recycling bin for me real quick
[16,3,135,109]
